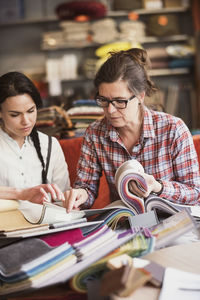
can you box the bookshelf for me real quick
[0,2,198,129]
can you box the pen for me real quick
[179,288,200,291]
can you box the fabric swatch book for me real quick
[70,231,155,293]
[0,225,151,296]
[0,198,158,240]
[150,209,199,249]
[0,200,102,239]
[0,199,49,233]
[0,238,76,283]
[115,160,200,219]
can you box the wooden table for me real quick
[111,241,200,300]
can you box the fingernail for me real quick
[59,193,64,200]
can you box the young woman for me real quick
[0,71,70,208]
[64,48,200,211]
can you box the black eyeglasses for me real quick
[95,94,137,109]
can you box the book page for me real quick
[21,202,85,224]
[145,195,200,219]
[159,267,200,300]
[115,160,146,214]
[151,210,198,249]
[0,210,45,232]
[0,199,19,212]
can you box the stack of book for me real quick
[1,158,199,297]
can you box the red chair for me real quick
[193,135,200,170]
[59,138,110,209]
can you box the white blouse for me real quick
[0,128,70,203]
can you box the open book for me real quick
[0,199,49,233]
[0,200,102,238]
[115,160,200,220]
[0,199,158,239]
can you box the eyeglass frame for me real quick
[95,94,137,109]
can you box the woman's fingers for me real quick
[65,188,76,212]
[41,183,64,202]
[50,183,65,201]
[39,187,50,202]
[128,181,143,197]
[64,188,88,212]
[45,184,57,201]
[128,180,150,198]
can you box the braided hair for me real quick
[0,71,47,183]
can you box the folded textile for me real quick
[115,160,147,214]
[0,254,77,295]
[72,99,98,106]
[81,205,137,236]
[40,228,84,247]
[70,232,154,293]
[67,106,103,116]
[119,20,146,42]
[60,21,90,32]
[0,238,75,283]
[166,44,195,57]
[146,47,169,60]
[91,18,118,44]
[168,57,193,68]
[74,225,117,261]
[115,160,200,220]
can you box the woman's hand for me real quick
[129,173,162,198]
[19,183,65,204]
[64,188,88,212]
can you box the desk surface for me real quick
[112,241,200,300]
[7,241,200,300]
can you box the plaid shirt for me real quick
[74,107,200,208]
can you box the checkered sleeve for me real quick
[74,126,103,208]
[159,119,200,204]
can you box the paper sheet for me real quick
[159,267,200,300]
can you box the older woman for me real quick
[65,48,200,212]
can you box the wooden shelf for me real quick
[61,77,92,83]
[140,34,189,43]
[149,68,190,76]
[41,41,98,51]
[108,6,189,17]
[0,6,189,27]
[42,35,189,51]
[59,68,190,83]
[0,16,58,27]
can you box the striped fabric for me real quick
[115,160,147,214]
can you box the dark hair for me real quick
[94,48,157,97]
[0,71,47,183]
